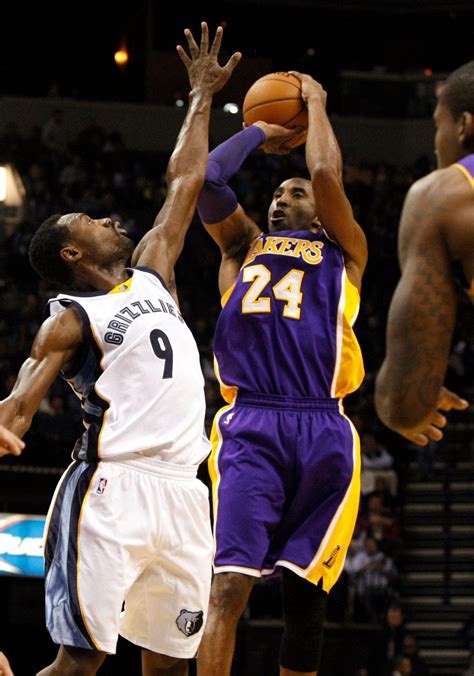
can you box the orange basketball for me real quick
[242,72,308,148]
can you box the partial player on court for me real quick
[196,70,367,676]
[375,61,473,444]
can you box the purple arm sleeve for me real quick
[197,125,266,224]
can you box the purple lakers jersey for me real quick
[453,153,474,300]
[454,153,474,185]
[213,229,364,401]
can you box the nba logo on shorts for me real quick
[96,478,108,495]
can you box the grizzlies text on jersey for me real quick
[48,267,209,464]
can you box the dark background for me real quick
[1,2,473,675]
[1,0,473,104]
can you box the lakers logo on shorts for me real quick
[323,544,341,569]
[176,609,204,637]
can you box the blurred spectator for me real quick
[462,653,474,676]
[347,537,398,624]
[366,602,407,676]
[0,121,24,161]
[361,433,394,470]
[392,654,412,676]
[462,613,474,655]
[104,131,125,153]
[364,475,398,515]
[361,433,398,496]
[402,634,430,676]
[41,109,67,155]
[75,120,107,160]
[359,494,402,560]
[383,604,407,671]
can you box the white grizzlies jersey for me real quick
[48,267,209,465]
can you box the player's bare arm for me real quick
[203,205,261,296]
[291,71,368,290]
[199,124,299,295]
[208,121,303,296]
[131,23,241,300]
[0,307,83,453]
[375,171,469,445]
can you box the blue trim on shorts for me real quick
[45,461,98,650]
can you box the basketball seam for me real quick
[284,109,307,126]
[244,98,304,115]
[243,76,302,115]
[255,77,301,93]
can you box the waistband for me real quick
[236,392,341,412]
[100,454,199,479]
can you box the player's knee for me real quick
[209,572,254,620]
[49,645,106,675]
[142,649,185,670]
[279,570,327,672]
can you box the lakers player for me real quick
[196,72,368,676]
[0,23,241,676]
[375,61,473,445]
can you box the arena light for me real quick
[0,163,25,207]
[0,167,6,202]
[0,163,27,238]
[114,41,129,68]
[223,102,239,114]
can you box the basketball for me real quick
[242,72,308,148]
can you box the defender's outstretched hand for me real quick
[0,424,25,458]
[176,22,241,95]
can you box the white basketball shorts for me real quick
[43,456,213,657]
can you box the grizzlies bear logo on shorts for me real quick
[176,609,204,637]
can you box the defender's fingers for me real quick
[176,44,192,68]
[184,28,199,57]
[209,24,223,55]
[222,52,242,75]
[199,21,210,54]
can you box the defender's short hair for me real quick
[28,214,73,287]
